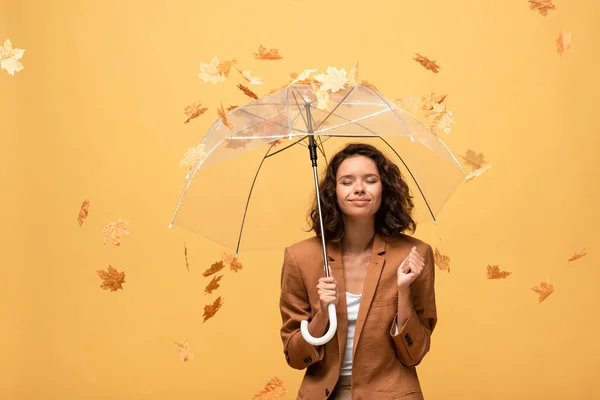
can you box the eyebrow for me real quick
[338,173,380,180]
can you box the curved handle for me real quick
[300,302,338,346]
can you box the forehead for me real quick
[336,155,379,176]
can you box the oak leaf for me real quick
[205,275,224,295]
[252,376,286,400]
[96,264,126,291]
[174,339,194,362]
[77,199,90,227]
[486,265,511,279]
[203,296,224,322]
[238,83,259,100]
[414,53,440,73]
[203,260,226,277]
[568,248,587,262]
[254,45,283,60]
[532,279,554,303]
[183,101,208,124]
[434,248,451,272]
[103,218,130,246]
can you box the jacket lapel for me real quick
[326,239,347,366]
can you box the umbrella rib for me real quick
[314,86,357,132]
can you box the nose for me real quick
[353,182,366,194]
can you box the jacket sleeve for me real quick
[390,243,438,367]
[279,246,327,370]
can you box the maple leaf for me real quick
[203,296,224,322]
[529,0,556,16]
[568,248,587,262]
[532,278,554,303]
[96,264,126,291]
[205,275,224,295]
[77,199,90,227]
[254,45,283,60]
[217,58,238,78]
[414,53,440,73]
[486,265,512,279]
[556,30,572,56]
[252,376,286,400]
[180,143,207,168]
[465,165,493,182]
[183,101,208,124]
[238,83,259,100]
[174,339,195,362]
[431,108,455,135]
[460,150,487,171]
[184,242,190,272]
[238,69,263,85]
[420,91,447,110]
[433,248,451,273]
[217,103,234,133]
[0,39,25,75]
[103,218,130,246]
[314,66,348,93]
[203,260,226,277]
[221,251,244,272]
[198,56,226,84]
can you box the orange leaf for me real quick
[237,83,259,100]
[77,199,90,227]
[221,251,244,272]
[434,248,451,273]
[174,339,195,362]
[460,150,487,172]
[205,275,224,295]
[226,104,238,111]
[556,30,572,56]
[203,260,225,277]
[254,45,283,60]
[203,296,224,322]
[529,0,556,16]
[183,101,208,124]
[252,376,286,400]
[568,248,587,262]
[414,53,440,73]
[486,265,512,279]
[532,279,554,303]
[217,58,238,77]
[361,80,378,92]
[103,218,130,246]
[184,242,190,272]
[217,103,234,133]
[96,264,126,291]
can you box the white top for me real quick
[340,291,362,376]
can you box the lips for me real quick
[350,199,370,206]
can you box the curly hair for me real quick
[307,143,416,242]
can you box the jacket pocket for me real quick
[371,295,398,308]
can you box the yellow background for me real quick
[2,0,599,399]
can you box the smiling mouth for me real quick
[350,199,370,205]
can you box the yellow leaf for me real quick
[198,56,226,84]
[314,66,348,93]
[254,45,283,60]
[103,218,130,246]
[0,39,25,75]
[393,97,421,115]
[217,58,238,78]
[238,69,264,85]
[180,143,207,168]
[556,30,572,56]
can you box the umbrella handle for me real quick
[300,303,338,346]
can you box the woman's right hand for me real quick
[317,276,339,310]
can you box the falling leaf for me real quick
[568,248,587,262]
[254,45,283,60]
[183,101,208,124]
[465,165,493,182]
[96,264,126,291]
[414,53,440,73]
[198,56,226,84]
[238,83,259,100]
[313,84,331,111]
[205,275,224,295]
[174,339,195,362]
[460,150,487,171]
[420,91,447,111]
[217,103,234,133]
[361,80,378,92]
[556,30,572,56]
[424,103,455,135]
[180,143,207,168]
[486,265,512,279]
[221,251,244,272]
[77,199,90,227]
[238,69,264,85]
[217,58,238,78]
[433,248,451,273]
[0,39,25,75]
[347,62,360,85]
[184,242,190,272]
[314,66,349,93]
[103,218,130,246]
[252,376,286,400]
[203,260,226,277]
[226,104,238,111]
[289,69,318,86]
[532,278,554,303]
[529,0,556,16]
[393,96,421,114]
[203,296,224,322]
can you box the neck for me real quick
[341,217,376,255]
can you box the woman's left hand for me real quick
[397,246,425,289]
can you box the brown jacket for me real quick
[279,233,437,400]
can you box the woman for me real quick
[279,143,437,400]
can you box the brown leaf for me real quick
[217,103,234,133]
[203,260,226,277]
[96,264,126,291]
[252,376,286,400]
[532,279,554,303]
[486,265,512,279]
[460,150,487,172]
[203,296,224,322]
[556,30,572,56]
[204,275,224,295]
[174,339,195,362]
[217,58,238,77]
[237,83,259,100]
[221,251,244,272]
[183,101,208,124]
[568,248,587,262]
[433,248,451,272]
[77,199,90,227]
[529,0,556,16]
[414,53,440,73]
[254,45,283,60]
[103,218,130,246]
[184,242,190,272]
